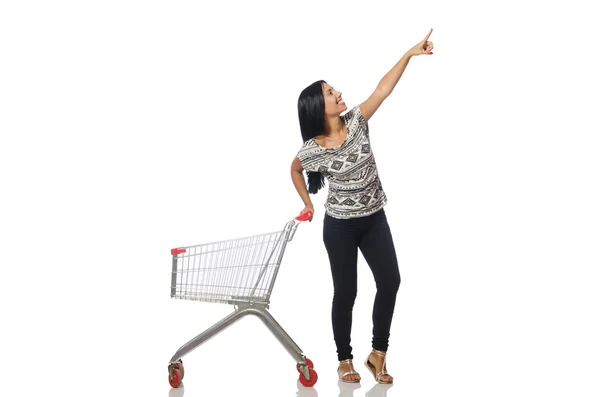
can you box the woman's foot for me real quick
[338,359,361,383]
[364,349,393,384]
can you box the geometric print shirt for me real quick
[297,105,387,219]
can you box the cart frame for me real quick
[167,212,316,387]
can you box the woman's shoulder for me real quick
[343,105,365,124]
[297,138,324,172]
[300,137,318,149]
[298,138,321,157]
[343,105,368,138]
[342,106,357,123]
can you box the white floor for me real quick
[168,380,392,397]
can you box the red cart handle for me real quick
[171,247,186,255]
[295,210,313,222]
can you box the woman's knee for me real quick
[333,286,358,305]
[379,271,400,293]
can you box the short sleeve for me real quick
[297,141,318,173]
[341,106,356,124]
[354,105,368,131]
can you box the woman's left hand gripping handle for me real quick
[296,207,314,222]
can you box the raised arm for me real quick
[360,29,434,122]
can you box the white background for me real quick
[1,0,599,396]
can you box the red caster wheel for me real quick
[296,358,314,372]
[168,368,183,388]
[298,368,318,387]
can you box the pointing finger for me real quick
[423,28,433,42]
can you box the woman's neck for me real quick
[324,115,344,136]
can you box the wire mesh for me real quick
[171,225,294,305]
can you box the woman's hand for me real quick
[300,205,314,222]
[407,28,434,56]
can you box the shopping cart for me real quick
[167,211,317,388]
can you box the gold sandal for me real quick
[338,359,361,383]
[364,349,393,384]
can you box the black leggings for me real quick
[323,209,401,361]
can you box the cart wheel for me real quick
[175,361,184,379]
[296,358,314,372]
[169,368,183,388]
[298,368,318,387]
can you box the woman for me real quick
[290,29,434,384]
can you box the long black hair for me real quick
[298,80,327,194]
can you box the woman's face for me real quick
[322,83,347,116]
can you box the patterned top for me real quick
[297,105,387,219]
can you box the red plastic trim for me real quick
[171,247,186,255]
